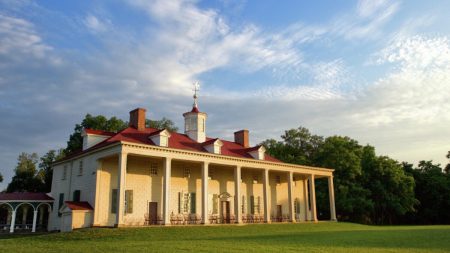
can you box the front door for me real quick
[149,202,158,225]
[277,205,282,221]
[221,201,230,224]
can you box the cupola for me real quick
[183,82,207,143]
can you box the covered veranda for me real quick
[0,192,53,233]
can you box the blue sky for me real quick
[1,0,450,190]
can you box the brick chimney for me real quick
[129,108,146,131]
[234,130,249,148]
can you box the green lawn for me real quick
[1,222,450,253]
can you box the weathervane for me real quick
[193,81,200,108]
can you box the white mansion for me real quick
[48,97,336,231]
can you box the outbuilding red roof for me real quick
[0,192,54,201]
[65,201,93,210]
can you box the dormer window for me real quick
[203,139,223,154]
[149,129,171,147]
[248,145,266,160]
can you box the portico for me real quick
[90,142,336,227]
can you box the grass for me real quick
[1,222,450,253]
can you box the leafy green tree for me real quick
[314,136,372,222]
[444,151,450,174]
[146,118,179,132]
[7,153,45,192]
[409,161,450,224]
[262,127,323,165]
[361,146,417,224]
[65,114,128,154]
[38,149,65,192]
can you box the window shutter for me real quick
[190,192,196,214]
[241,195,246,214]
[250,195,255,215]
[257,196,261,214]
[125,190,133,214]
[58,193,64,217]
[213,194,218,214]
[111,189,118,214]
[178,192,182,214]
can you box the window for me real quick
[256,196,261,214]
[62,166,67,180]
[294,198,301,215]
[73,190,80,202]
[200,118,205,132]
[241,195,246,214]
[208,168,213,180]
[125,190,133,214]
[149,163,158,176]
[184,168,191,178]
[178,192,196,214]
[58,193,64,217]
[212,194,218,214]
[252,174,258,184]
[250,196,255,214]
[78,160,83,176]
[275,175,281,184]
[111,189,118,214]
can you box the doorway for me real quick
[221,201,230,224]
[148,202,158,225]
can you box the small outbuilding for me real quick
[0,192,53,233]
[59,201,93,232]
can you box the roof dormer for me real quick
[248,145,266,160]
[203,138,223,154]
[81,129,115,151]
[149,129,171,147]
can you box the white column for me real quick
[201,162,209,224]
[287,171,295,222]
[162,157,172,225]
[93,159,102,226]
[32,210,38,232]
[309,174,317,222]
[328,176,337,221]
[9,210,16,233]
[302,178,309,221]
[263,169,271,223]
[234,166,242,224]
[115,152,127,227]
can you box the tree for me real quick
[408,160,450,224]
[262,127,323,166]
[7,153,45,192]
[314,136,372,222]
[0,172,3,183]
[361,146,417,224]
[146,118,179,132]
[65,114,128,154]
[38,149,65,192]
[445,151,450,174]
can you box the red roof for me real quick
[61,127,281,163]
[85,129,116,136]
[0,192,54,201]
[191,106,200,113]
[65,201,93,210]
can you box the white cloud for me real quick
[0,14,52,59]
[83,14,111,33]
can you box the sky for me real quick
[0,0,449,190]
